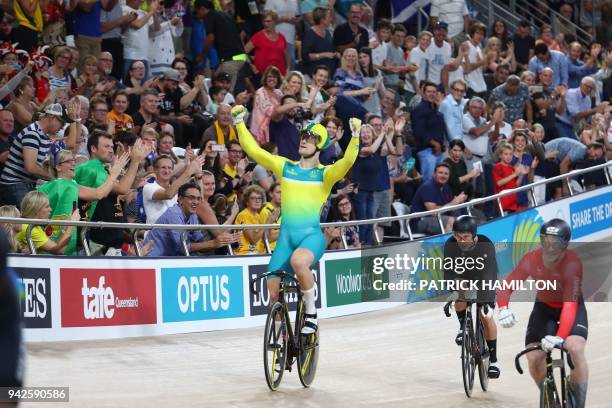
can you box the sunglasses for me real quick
[300,130,320,144]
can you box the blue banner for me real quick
[392,0,431,24]
[569,191,612,239]
[161,267,244,322]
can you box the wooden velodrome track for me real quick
[24,299,611,407]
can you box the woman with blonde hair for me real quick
[520,70,536,86]
[16,191,80,254]
[280,70,307,101]
[37,149,129,255]
[333,48,375,107]
[234,184,268,255]
[0,205,25,253]
[483,37,516,73]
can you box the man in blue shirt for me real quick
[440,78,468,141]
[567,42,599,89]
[411,81,447,181]
[556,76,609,139]
[409,162,467,235]
[145,182,232,256]
[528,43,569,88]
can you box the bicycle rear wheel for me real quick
[296,300,319,388]
[476,318,490,391]
[461,316,476,398]
[263,302,287,391]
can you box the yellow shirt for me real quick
[14,0,43,32]
[235,208,266,255]
[16,224,49,250]
[259,202,280,252]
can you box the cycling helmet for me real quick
[540,218,571,244]
[302,123,330,151]
[452,215,478,236]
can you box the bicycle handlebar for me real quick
[515,343,575,374]
[443,300,489,318]
[250,270,299,295]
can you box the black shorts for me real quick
[525,301,588,346]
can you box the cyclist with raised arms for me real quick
[444,215,501,378]
[497,219,588,407]
[231,105,361,334]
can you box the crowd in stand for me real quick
[0,0,610,256]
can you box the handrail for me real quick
[1,160,608,234]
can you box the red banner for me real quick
[60,268,157,327]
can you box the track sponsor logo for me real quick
[14,267,52,328]
[248,264,321,316]
[569,191,612,239]
[161,266,244,322]
[60,268,157,327]
[325,257,389,307]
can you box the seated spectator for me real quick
[443,139,480,199]
[48,46,74,90]
[132,88,161,136]
[195,170,240,246]
[16,190,80,254]
[250,66,283,145]
[333,48,373,105]
[7,76,40,133]
[234,185,267,255]
[483,36,516,74]
[306,65,337,123]
[260,182,281,251]
[488,75,532,124]
[0,205,25,253]
[556,76,610,140]
[87,97,110,132]
[493,142,530,213]
[319,116,344,165]
[325,194,360,250]
[76,55,100,97]
[202,104,237,145]
[0,104,65,206]
[251,143,277,191]
[0,110,15,173]
[106,91,134,135]
[380,24,412,91]
[411,81,447,181]
[221,139,250,200]
[409,162,465,235]
[144,182,232,256]
[142,154,205,224]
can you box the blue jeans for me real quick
[353,190,375,244]
[0,182,36,206]
[417,148,444,181]
[286,42,296,70]
[555,121,577,140]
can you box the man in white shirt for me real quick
[122,0,161,79]
[429,0,470,39]
[143,154,204,224]
[405,30,432,98]
[463,22,489,99]
[371,18,393,67]
[425,21,452,86]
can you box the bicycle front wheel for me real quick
[539,379,559,408]
[476,318,490,391]
[263,302,287,391]
[296,301,319,388]
[461,318,476,398]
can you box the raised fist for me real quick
[349,117,362,136]
[231,105,248,125]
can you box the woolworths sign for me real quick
[325,257,389,307]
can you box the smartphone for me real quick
[211,144,226,152]
[245,162,257,172]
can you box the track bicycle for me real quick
[444,295,491,398]
[251,271,319,391]
[515,342,576,407]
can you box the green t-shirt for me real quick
[74,159,108,219]
[38,178,79,255]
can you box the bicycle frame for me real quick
[515,344,575,408]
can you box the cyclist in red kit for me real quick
[496,218,588,408]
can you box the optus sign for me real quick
[161,266,244,322]
[60,268,157,327]
[248,264,321,316]
[325,257,389,307]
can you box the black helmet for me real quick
[540,218,571,243]
[453,215,477,236]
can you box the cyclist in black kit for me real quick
[443,215,501,379]
[0,230,23,396]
